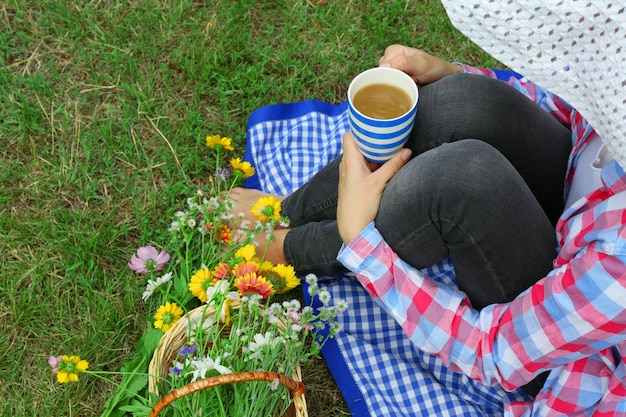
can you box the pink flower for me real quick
[128,246,170,274]
[48,356,62,374]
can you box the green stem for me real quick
[215,146,223,195]
[258,221,276,263]
[155,281,189,309]
[93,366,164,417]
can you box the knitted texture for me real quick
[441,1,626,168]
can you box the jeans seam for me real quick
[385,219,443,266]
[391,215,510,305]
[283,229,296,267]
[439,216,510,303]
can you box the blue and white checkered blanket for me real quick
[243,92,531,416]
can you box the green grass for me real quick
[0,1,498,416]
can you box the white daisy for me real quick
[141,272,173,301]
[188,356,232,382]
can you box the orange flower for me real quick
[232,261,260,278]
[215,224,232,244]
[213,262,232,280]
[234,272,274,299]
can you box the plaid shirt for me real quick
[338,66,626,416]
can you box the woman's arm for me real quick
[379,45,575,127]
[378,44,464,85]
[338,220,626,389]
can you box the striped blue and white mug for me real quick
[347,67,419,163]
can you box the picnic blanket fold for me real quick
[243,99,348,194]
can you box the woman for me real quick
[335,2,626,415]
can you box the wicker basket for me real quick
[148,303,308,417]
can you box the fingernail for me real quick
[379,62,390,68]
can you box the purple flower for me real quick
[178,345,197,356]
[128,246,170,274]
[213,167,230,181]
[169,366,182,376]
[48,356,62,374]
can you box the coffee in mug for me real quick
[347,67,419,163]
[352,83,412,119]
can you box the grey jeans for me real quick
[282,73,571,297]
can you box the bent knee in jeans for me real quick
[376,139,555,308]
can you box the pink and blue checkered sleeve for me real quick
[337,221,626,394]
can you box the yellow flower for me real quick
[272,264,300,293]
[230,158,255,179]
[259,260,274,274]
[154,301,184,333]
[235,244,257,262]
[206,134,234,151]
[189,268,215,302]
[264,263,300,294]
[56,355,89,383]
[251,196,282,223]
[234,272,274,299]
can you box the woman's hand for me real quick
[337,132,412,244]
[379,44,463,85]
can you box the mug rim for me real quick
[347,67,419,122]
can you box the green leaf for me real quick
[100,325,162,417]
[173,271,188,300]
[118,402,152,417]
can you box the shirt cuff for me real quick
[337,221,380,270]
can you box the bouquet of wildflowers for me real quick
[49,135,345,417]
